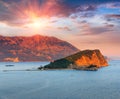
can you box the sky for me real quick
[0,0,120,59]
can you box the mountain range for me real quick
[0,35,79,62]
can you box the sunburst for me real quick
[25,17,48,30]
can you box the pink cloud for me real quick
[57,26,71,31]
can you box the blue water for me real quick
[0,60,120,99]
[0,62,49,71]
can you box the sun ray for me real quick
[24,17,49,32]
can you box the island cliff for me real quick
[39,49,108,71]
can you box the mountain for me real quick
[0,35,79,62]
[40,49,108,71]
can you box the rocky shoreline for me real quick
[38,66,99,71]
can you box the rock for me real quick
[73,65,98,71]
[4,57,19,62]
[68,49,108,68]
[40,49,108,71]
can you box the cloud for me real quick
[105,14,120,24]
[0,0,120,26]
[81,27,112,35]
[77,23,114,36]
[105,2,120,9]
[57,26,71,31]
[105,24,114,27]
[0,0,75,26]
[106,14,120,19]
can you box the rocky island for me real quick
[38,49,108,71]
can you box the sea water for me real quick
[0,60,120,99]
[0,62,48,71]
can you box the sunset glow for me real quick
[26,18,47,29]
[0,0,120,59]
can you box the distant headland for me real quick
[0,35,79,62]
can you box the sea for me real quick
[0,60,120,99]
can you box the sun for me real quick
[29,18,43,29]
[32,20,41,28]
[26,18,48,30]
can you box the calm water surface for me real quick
[0,60,120,99]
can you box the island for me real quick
[38,49,108,71]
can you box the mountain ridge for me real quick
[0,35,79,62]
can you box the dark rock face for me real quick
[73,65,98,71]
[39,49,108,71]
[0,35,79,62]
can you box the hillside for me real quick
[0,35,79,62]
[40,49,108,70]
